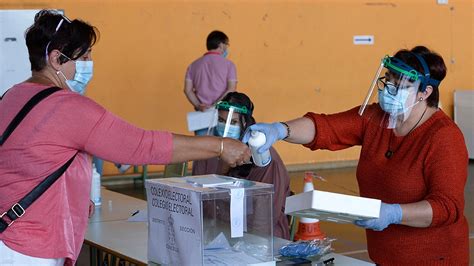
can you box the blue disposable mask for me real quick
[216,122,241,139]
[58,60,93,95]
[222,49,228,58]
[378,86,412,115]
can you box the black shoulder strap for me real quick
[0,87,62,145]
[0,152,78,233]
[0,86,77,233]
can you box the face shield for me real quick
[359,56,422,128]
[206,101,249,139]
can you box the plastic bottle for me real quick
[248,131,272,167]
[90,164,102,206]
[300,172,318,224]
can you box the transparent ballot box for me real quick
[145,175,275,265]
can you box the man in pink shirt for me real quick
[184,30,238,135]
[0,10,250,266]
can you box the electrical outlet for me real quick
[437,0,448,4]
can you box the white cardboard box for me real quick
[285,190,381,223]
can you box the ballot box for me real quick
[285,190,381,223]
[145,175,275,265]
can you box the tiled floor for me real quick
[106,161,474,264]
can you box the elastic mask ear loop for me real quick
[405,97,421,112]
[399,88,423,122]
[56,70,67,81]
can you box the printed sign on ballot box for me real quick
[146,182,201,265]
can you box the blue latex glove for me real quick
[354,203,402,231]
[242,122,287,153]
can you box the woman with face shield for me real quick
[0,10,250,265]
[242,46,469,265]
[193,92,291,239]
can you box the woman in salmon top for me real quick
[0,10,250,265]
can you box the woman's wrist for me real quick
[279,122,290,140]
[218,138,224,158]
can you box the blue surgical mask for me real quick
[58,61,93,95]
[216,122,241,139]
[378,86,410,115]
[222,49,228,58]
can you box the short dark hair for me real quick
[393,46,446,108]
[25,10,99,71]
[206,30,228,50]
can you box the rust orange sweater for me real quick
[304,104,469,265]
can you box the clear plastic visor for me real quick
[203,103,244,138]
[359,60,421,128]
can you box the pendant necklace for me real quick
[385,106,428,159]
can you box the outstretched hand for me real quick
[242,122,287,153]
[354,203,402,231]
[219,138,251,168]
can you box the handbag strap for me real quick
[0,86,78,233]
[0,153,77,233]
[0,87,62,145]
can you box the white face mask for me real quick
[216,122,241,139]
[378,85,421,128]
[378,86,419,116]
[378,87,410,115]
[58,60,94,95]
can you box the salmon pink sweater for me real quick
[0,82,173,265]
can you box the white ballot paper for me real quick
[186,107,217,132]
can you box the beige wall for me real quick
[2,0,472,174]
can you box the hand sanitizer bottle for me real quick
[248,131,272,167]
[90,164,102,206]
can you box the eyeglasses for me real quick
[44,13,72,61]
[377,76,399,96]
[59,51,75,62]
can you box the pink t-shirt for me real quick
[0,82,173,265]
[185,52,237,105]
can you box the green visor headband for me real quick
[215,101,249,115]
[382,55,440,91]
[382,55,419,81]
